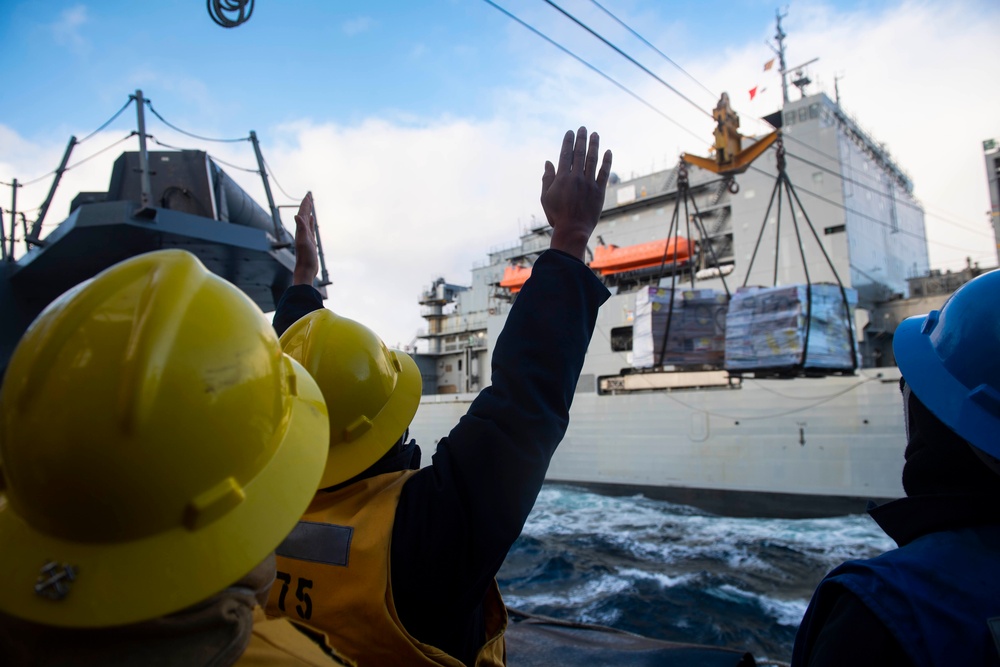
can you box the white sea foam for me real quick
[524,485,895,572]
[614,566,696,590]
[708,584,809,627]
[506,485,894,661]
[503,571,634,609]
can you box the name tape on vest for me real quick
[277,521,354,567]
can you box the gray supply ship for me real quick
[1,86,986,526]
[405,88,990,518]
[0,18,979,526]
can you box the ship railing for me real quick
[415,316,490,338]
[831,106,912,193]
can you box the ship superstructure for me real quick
[407,91,942,518]
[0,90,326,376]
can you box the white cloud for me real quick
[50,5,90,55]
[771,1,1000,271]
[530,0,1000,271]
[342,16,374,37]
[3,0,998,347]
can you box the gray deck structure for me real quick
[409,94,947,517]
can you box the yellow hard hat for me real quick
[0,250,329,628]
[280,310,421,489]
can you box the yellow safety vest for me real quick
[267,470,507,666]
[237,607,355,666]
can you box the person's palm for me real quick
[541,128,612,260]
[293,192,320,286]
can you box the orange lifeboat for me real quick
[589,237,691,276]
[500,264,532,293]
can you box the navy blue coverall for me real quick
[273,249,610,665]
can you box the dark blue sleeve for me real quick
[390,249,610,659]
[273,284,325,336]
[792,585,910,667]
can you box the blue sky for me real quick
[2,0,998,346]
[1,0,807,134]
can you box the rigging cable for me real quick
[758,123,996,238]
[10,132,139,187]
[149,136,199,152]
[145,100,249,143]
[3,205,41,215]
[479,0,710,146]
[783,151,993,238]
[4,97,137,187]
[661,376,881,421]
[207,153,261,174]
[495,1,987,243]
[721,126,989,240]
[77,97,135,144]
[9,170,51,189]
[745,163,987,256]
[586,0,717,101]
[540,0,712,119]
[733,127,990,237]
[262,156,302,203]
[63,132,138,172]
[747,377,862,401]
[564,2,984,234]
[149,136,262,175]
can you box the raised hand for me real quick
[292,191,320,286]
[540,127,612,261]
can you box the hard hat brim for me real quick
[894,314,1000,459]
[0,358,329,628]
[317,350,423,489]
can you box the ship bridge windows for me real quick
[611,326,633,352]
[784,111,796,126]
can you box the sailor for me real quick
[266,127,612,665]
[0,250,352,666]
[791,269,1000,667]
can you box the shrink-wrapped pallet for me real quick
[632,287,728,368]
[724,284,858,373]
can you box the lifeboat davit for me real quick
[500,264,532,293]
[589,237,691,276]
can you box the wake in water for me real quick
[498,485,895,663]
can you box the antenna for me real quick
[834,72,845,105]
[768,10,820,103]
[788,57,819,98]
[769,8,790,104]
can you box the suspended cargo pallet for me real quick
[724,284,859,376]
[632,286,729,369]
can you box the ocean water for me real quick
[497,485,895,664]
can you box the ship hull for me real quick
[408,367,905,518]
